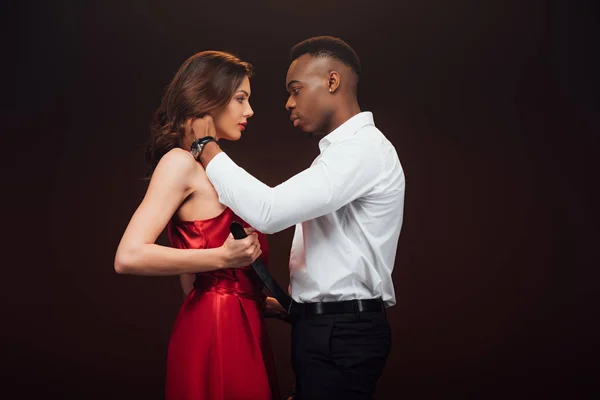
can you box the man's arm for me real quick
[200,138,382,234]
[198,139,223,167]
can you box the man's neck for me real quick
[326,101,361,135]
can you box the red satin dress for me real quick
[165,207,280,400]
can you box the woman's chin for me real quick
[219,131,242,141]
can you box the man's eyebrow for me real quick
[286,80,300,89]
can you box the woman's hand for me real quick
[219,229,261,269]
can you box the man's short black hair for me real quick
[290,36,362,76]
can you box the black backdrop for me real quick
[3,1,598,398]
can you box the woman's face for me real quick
[213,76,254,141]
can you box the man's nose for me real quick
[285,97,295,111]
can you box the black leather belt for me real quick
[230,222,292,311]
[289,299,385,317]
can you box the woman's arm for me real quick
[114,149,261,275]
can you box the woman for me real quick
[114,51,282,400]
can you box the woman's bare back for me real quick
[169,148,227,223]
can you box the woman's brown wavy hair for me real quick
[145,51,253,177]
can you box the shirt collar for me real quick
[318,111,375,152]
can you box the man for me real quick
[192,36,405,399]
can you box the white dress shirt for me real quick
[206,112,405,306]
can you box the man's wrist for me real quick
[190,136,217,162]
[199,140,222,167]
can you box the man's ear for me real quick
[327,71,341,93]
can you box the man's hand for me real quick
[191,114,217,139]
[190,114,222,167]
[264,296,291,323]
[264,296,286,314]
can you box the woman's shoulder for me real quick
[155,148,200,174]
[156,148,217,208]
[150,148,207,190]
[161,147,197,165]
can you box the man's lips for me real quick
[290,115,300,127]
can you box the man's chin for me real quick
[302,127,320,138]
[296,124,315,137]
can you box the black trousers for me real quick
[290,310,391,399]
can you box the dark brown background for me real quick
[3,0,598,399]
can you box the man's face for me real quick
[285,54,333,135]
